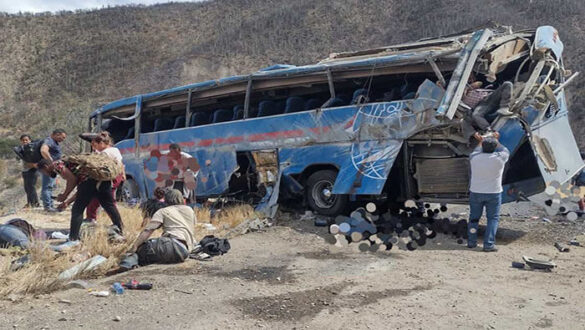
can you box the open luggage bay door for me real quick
[529,114,583,185]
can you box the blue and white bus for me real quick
[90,26,582,215]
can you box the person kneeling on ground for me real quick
[37,158,124,246]
[120,189,195,270]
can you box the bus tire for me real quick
[305,170,348,216]
[119,178,140,202]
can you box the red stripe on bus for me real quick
[215,136,244,144]
[119,124,334,154]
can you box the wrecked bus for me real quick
[90,25,583,215]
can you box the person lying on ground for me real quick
[0,219,47,249]
[37,158,124,245]
[119,189,195,270]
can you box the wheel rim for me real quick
[312,179,337,209]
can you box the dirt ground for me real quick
[1,203,585,330]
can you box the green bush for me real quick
[0,138,19,159]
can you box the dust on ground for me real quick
[0,202,584,329]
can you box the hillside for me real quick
[0,0,584,150]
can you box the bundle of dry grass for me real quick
[0,203,258,296]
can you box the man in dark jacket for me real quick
[19,134,39,208]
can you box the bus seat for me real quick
[304,98,322,110]
[351,88,370,104]
[327,95,349,108]
[173,116,186,129]
[141,121,154,133]
[382,88,399,101]
[247,106,258,118]
[124,127,135,140]
[400,82,417,99]
[212,109,233,123]
[284,96,305,113]
[233,105,244,120]
[189,112,210,127]
[257,100,284,117]
[153,118,174,131]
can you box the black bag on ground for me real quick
[12,140,43,163]
[194,235,231,256]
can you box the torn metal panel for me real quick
[405,79,445,114]
[251,150,278,185]
[484,38,528,80]
[436,29,493,119]
[332,139,403,195]
[255,173,281,219]
[330,82,444,195]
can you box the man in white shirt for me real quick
[467,132,509,252]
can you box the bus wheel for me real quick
[306,170,348,216]
[119,178,140,202]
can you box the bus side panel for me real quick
[333,139,403,195]
[123,159,149,199]
[188,148,238,196]
[529,112,583,185]
[279,144,351,175]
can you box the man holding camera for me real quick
[467,131,509,252]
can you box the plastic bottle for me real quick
[111,282,125,295]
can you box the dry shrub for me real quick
[195,203,257,240]
[0,203,258,296]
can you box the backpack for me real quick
[63,153,122,181]
[195,235,231,256]
[12,140,43,163]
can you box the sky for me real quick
[0,0,202,14]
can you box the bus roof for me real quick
[91,27,536,118]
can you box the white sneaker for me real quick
[52,240,80,252]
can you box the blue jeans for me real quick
[41,173,55,209]
[468,192,501,248]
[0,225,30,248]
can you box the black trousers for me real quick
[70,179,123,240]
[22,169,39,206]
[472,81,513,131]
[136,236,188,266]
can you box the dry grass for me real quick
[0,203,257,296]
[194,203,257,239]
